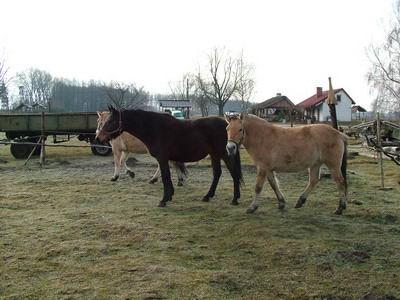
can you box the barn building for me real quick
[251,93,295,121]
[351,105,367,121]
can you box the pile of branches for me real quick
[348,120,400,166]
[364,134,400,166]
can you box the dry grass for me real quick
[0,138,400,299]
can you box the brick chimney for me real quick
[316,87,323,97]
[276,93,282,96]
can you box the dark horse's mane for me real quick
[101,107,243,207]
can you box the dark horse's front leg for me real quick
[222,154,241,205]
[202,156,222,202]
[157,159,174,207]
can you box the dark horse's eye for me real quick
[239,128,243,132]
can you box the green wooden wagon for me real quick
[0,112,111,159]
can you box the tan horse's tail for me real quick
[175,161,188,178]
[341,136,348,194]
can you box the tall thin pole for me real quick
[186,78,190,119]
[327,77,338,130]
[40,112,46,167]
[376,112,384,188]
[290,109,293,127]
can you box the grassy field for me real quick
[0,139,400,299]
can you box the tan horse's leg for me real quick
[330,167,347,215]
[149,162,185,185]
[149,164,161,184]
[172,162,184,186]
[267,172,286,210]
[121,151,135,179]
[111,149,122,181]
[247,167,267,213]
[295,165,321,208]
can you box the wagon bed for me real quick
[0,112,111,158]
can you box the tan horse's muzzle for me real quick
[226,140,238,156]
[95,129,108,143]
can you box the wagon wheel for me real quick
[10,140,33,159]
[90,139,112,156]
[10,137,42,159]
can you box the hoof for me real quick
[278,202,285,210]
[295,196,306,208]
[334,208,343,215]
[127,171,135,178]
[148,178,158,184]
[177,181,183,187]
[202,196,210,202]
[246,205,258,214]
[158,201,167,207]
[231,200,239,206]
[110,176,118,182]
[294,202,303,208]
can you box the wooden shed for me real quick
[251,93,295,121]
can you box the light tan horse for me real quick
[96,112,186,185]
[225,113,348,215]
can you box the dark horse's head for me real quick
[95,105,123,142]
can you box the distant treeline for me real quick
[6,68,253,115]
[51,79,110,112]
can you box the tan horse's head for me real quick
[95,111,111,142]
[225,112,246,157]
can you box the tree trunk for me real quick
[218,103,224,116]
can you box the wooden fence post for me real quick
[40,112,46,167]
[376,112,385,189]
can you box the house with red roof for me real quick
[297,87,356,122]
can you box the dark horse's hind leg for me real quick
[222,154,241,205]
[202,156,222,202]
[157,160,174,207]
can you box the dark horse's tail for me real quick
[341,137,348,194]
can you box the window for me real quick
[336,95,341,102]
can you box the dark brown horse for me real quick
[96,106,242,207]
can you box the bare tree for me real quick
[16,68,53,111]
[196,48,243,116]
[235,52,255,111]
[169,73,212,116]
[367,0,400,112]
[0,80,8,110]
[169,73,193,101]
[103,81,149,109]
[192,84,212,116]
[0,57,9,84]
[0,57,11,110]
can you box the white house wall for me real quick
[320,90,353,122]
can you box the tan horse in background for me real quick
[96,112,186,185]
[225,113,348,215]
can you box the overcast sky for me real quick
[0,0,394,109]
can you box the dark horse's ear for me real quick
[224,113,231,123]
[239,112,246,120]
